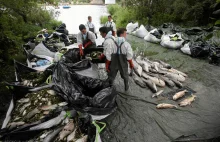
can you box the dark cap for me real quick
[79,24,86,31]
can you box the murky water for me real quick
[53,5,108,45]
[56,5,108,34]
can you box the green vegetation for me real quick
[100,16,108,24]
[107,0,219,28]
[0,0,61,89]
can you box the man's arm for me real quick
[112,22,117,32]
[77,32,83,45]
[103,40,112,61]
[89,32,96,43]
[125,42,133,60]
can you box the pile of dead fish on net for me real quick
[131,55,196,109]
[0,23,114,142]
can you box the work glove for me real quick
[84,41,92,48]
[105,60,111,72]
[98,53,105,60]
[128,59,134,69]
[78,44,84,56]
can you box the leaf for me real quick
[215,20,220,26]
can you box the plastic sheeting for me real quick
[52,50,117,115]
[126,22,139,34]
[99,34,220,142]
[161,33,184,49]
[31,42,56,58]
[135,25,148,38]
[144,29,163,44]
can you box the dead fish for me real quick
[157,60,172,69]
[17,98,30,103]
[135,56,144,66]
[58,119,75,141]
[173,90,188,100]
[179,95,196,107]
[132,72,147,88]
[22,110,27,116]
[142,72,165,87]
[172,79,183,88]
[159,75,175,87]
[19,103,31,114]
[148,68,158,73]
[47,90,56,96]
[40,104,58,111]
[30,111,66,130]
[43,126,64,142]
[152,62,160,71]
[40,131,52,139]
[67,129,77,142]
[43,111,50,115]
[8,121,25,129]
[152,90,164,98]
[25,108,40,120]
[168,68,187,77]
[142,78,157,93]
[165,72,185,82]
[156,103,177,109]
[142,62,150,72]
[76,135,88,142]
[58,102,68,107]
[133,60,143,76]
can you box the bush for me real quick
[100,16,108,24]
[107,5,120,15]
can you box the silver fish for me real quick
[157,60,172,69]
[19,103,31,114]
[159,75,175,87]
[132,72,147,88]
[43,126,64,142]
[133,60,143,76]
[30,111,66,130]
[40,131,52,139]
[58,119,75,141]
[135,56,144,66]
[58,102,68,107]
[40,104,58,111]
[17,98,30,103]
[142,72,165,87]
[67,129,77,142]
[142,78,157,93]
[76,135,88,142]
[142,61,150,72]
[168,68,187,77]
[47,90,56,96]
[173,90,188,100]
[172,79,183,88]
[152,90,164,98]
[25,108,40,120]
[8,121,25,129]
[156,103,177,109]
[165,72,185,82]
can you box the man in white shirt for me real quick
[105,15,116,37]
[85,16,97,38]
[99,27,134,91]
[77,24,96,56]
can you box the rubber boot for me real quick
[124,80,129,91]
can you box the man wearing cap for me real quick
[105,15,117,37]
[77,24,96,56]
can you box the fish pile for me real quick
[6,89,90,142]
[19,72,50,87]
[131,56,187,93]
[155,89,197,109]
[8,89,65,127]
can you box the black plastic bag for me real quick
[209,47,220,65]
[189,41,211,58]
[52,60,117,115]
[61,49,81,64]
